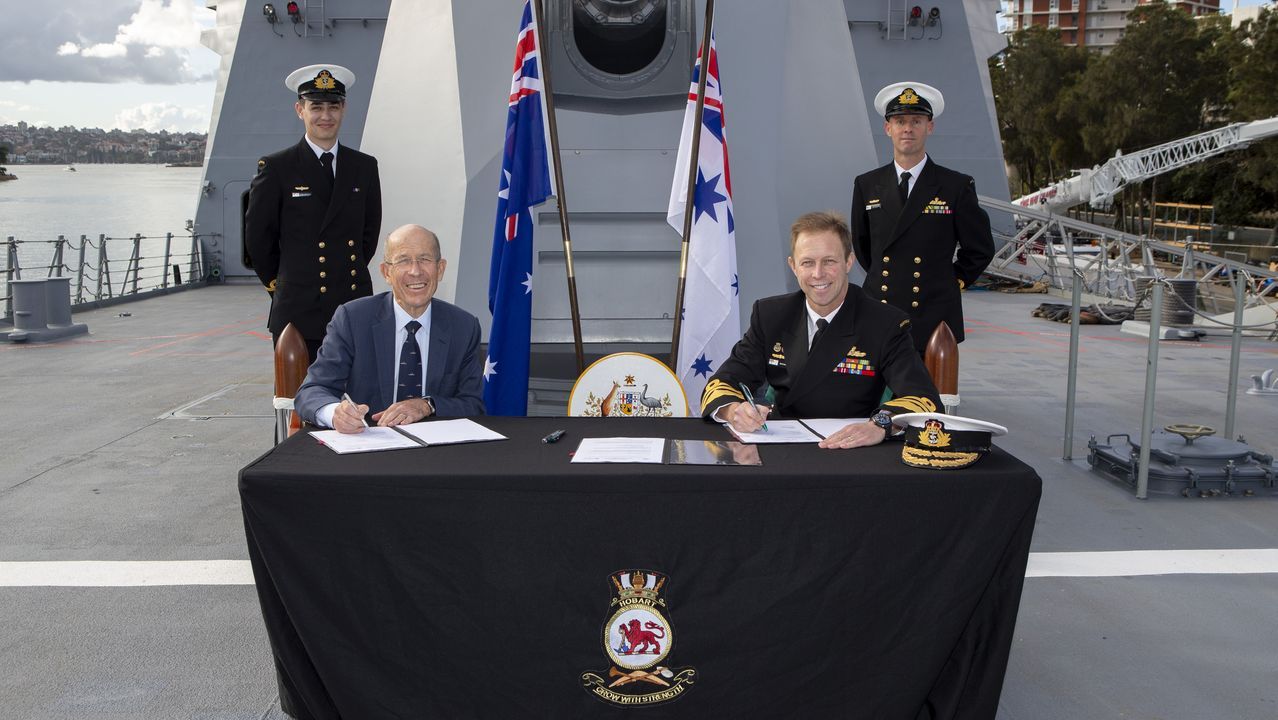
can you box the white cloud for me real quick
[115,0,205,49]
[145,47,166,58]
[81,43,129,59]
[57,42,81,56]
[114,101,206,132]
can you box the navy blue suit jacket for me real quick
[295,292,485,422]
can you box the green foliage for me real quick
[994,6,1278,225]
[989,26,1091,192]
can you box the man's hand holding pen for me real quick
[334,393,370,435]
[723,401,771,434]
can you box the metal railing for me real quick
[2,231,213,322]
[981,195,1278,323]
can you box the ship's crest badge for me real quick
[581,570,696,706]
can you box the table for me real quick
[240,417,1041,719]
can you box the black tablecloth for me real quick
[240,417,1041,720]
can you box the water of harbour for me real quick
[0,164,203,272]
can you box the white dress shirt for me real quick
[315,301,433,428]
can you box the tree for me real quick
[989,26,1091,194]
[1227,8,1278,229]
[1067,5,1227,160]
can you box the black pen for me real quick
[542,429,567,444]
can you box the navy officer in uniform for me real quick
[246,63,382,363]
[701,211,941,449]
[851,82,994,352]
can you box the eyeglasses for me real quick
[385,255,440,271]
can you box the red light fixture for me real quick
[287,1,301,23]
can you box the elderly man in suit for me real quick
[701,211,940,449]
[851,82,994,353]
[295,224,485,432]
[245,63,382,363]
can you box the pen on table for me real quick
[738,383,768,431]
[542,429,566,444]
[341,392,369,428]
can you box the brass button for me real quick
[318,256,326,263]
[350,269,357,276]
[912,286,920,293]
[350,254,357,262]
[913,271,920,278]
[350,284,357,290]
[911,301,919,308]
[347,240,356,247]
[319,286,327,293]
[318,242,326,249]
[882,256,890,263]
[319,271,327,278]
[880,285,888,292]
[881,270,889,277]
[914,257,922,264]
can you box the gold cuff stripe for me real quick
[701,379,745,409]
[883,396,937,414]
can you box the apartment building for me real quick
[1003,0,1221,52]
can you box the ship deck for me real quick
[2,283,1276,719]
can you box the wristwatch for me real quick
[870,409,898,435]
[423,396,436,415]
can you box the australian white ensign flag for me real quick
[666,31,739,413]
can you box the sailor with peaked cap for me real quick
[850,82,994,353]
[245,63,382,364]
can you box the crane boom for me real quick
[1013,116,1278,214]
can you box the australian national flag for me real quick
[666,31,739,414]
[485,0,555,415]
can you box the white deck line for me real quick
[2,550,1278,586]
[1024,549,1278,578]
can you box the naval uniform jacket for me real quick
[700,287,941,421]
[246,138,382,341]
[851,158,994,351]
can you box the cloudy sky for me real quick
[0,0,217,132]
[0,0,1273,134]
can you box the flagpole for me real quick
[534,0,585,375]
[669,0,715,369]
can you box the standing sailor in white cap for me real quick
[851,82,993,353]
[246,64,383,363]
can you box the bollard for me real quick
[44,277,74,326]
[10,279,50,332]
[1,277,89,344]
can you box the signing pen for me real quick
[341,392,369,428]
[738,383,768,431]
[542,429,566,444]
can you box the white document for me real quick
[571,437,666,464]
[726,419,822,444]
[799,418,870,439]
[311,427,422,454]
[397,419,507,446]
